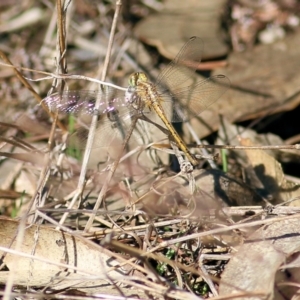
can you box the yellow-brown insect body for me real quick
[129,72,198,166]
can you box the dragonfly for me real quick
[43,36,230,166]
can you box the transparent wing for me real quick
[155,36,204,92]
[43,89,129,115]
[152,36,230,123]
[42,90,140,151]
[158,74,231,122]
[41,37,229,152]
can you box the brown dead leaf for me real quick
[241,138,300,205]
[140,168,265,218]
[0,189,24,199]
[217,118,300,165]
[0,218,133,294]
[187,29,300,140]
[215,28,300,118]
[0,151,45,166]
[193,169,265,207]
[219,217,300,299]
[14,113,50,136]
[134,0,228,61]
[221,30,300,103]
[0,219,169,297]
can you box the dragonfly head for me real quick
[127,72,149,104]
[128,72,148,87]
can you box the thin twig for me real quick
[59,0,124,229]
[56,0,67,76]
[84,113,138,231]
[0,60,129,91]
[151,213,300,250]
[195,144,300,150]
[0,51,65,130]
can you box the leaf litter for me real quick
[0,0,300,299]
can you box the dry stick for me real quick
[0,52,65,130]
[0,22,66,227]
[47,0,71,230]
[35,209,152,279]
[32,73,128,91]
[48,1,71,169]
[57,0,67,75]
[27,0,66,225]
[185,122,218,169]
[152,213,300,251]
[27,113,59,224]
[107,213,300,281]
[84,115,138,231]
[7,21,67,285]
[195,144,300,150]
[147,141,300,160]
[46,0,69,97]
[0,61,127,92]
[0,54,65,222]
[30,11,62,230]
[132,171,183,206]
[58,0,123,228]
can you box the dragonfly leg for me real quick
[139,114,170,135]
[170,141,193,173]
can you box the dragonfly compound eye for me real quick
[128,73,138,86]
[136,72,148,83]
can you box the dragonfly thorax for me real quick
[128,72,149,86]
[126,72,152,106]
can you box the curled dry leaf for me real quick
[216,119,300,205]
[241,137,300,205]
[219,217,300,299]
[216,118,300,166]
[0,218,138,294]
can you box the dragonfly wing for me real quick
[159,74,231,123]
[42,90,140,152]
[43,90,126,115]
[69,104,135,151]
[155,36,204,92]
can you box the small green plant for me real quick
[193,281,210,296]
[156,247,175,275]
[221,149,228,172]
[11,191,25,218]
[66,115,82,160]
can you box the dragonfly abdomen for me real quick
[137,82,199,166]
